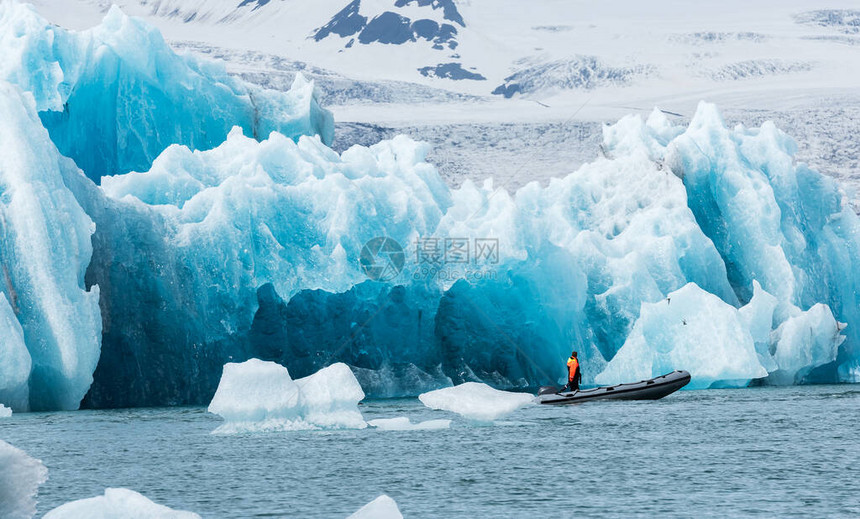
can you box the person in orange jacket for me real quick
[562,351,581,392]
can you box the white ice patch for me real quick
[419,382,534,421]
[43,488,200,519]
[367,417,451,431]
[0,440,48,519]
[208,359,366,433]
[0,403,11,417]
[347,495,403,519]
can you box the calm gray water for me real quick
[2,385,859,518]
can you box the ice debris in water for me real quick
[0,403,11,417]
[367,417,451,430]
[43,488,201,519]
[347,495,403,519]
[208,359,366,433]
[0,440,48,519]
[419,382,534,421]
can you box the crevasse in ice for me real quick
[0,2,858,410]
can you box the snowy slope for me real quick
[30,0,860,101]
[28,0,860,204]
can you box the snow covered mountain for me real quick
[29,1,860,202]
[31,0,860,100]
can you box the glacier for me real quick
[0,2,859,411]
[0,81,101,412]
[0,440,48,519]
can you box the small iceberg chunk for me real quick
[419,382,534,421]
[208,359,366,433]
[0,440,48,519]
[347,495,403,519]
[367,417,451,431]
[43,488,200,519]
[0,403,11,417]
[207,358,301,424]
[294,363,367,430]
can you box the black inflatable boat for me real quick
[537,370,691,405]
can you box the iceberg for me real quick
[62,101,860,403]
[419,382,534,421]
[43,488,200,519]
[367,417,451,430]
[295,363,368,430]
[596,282,846,388]
[0,403,11,417]
[595,283,768,389]
[0,440,48,519]
[0,1,859,410]
[207,358,302,425]
[347,495,403,519]
[662,104,860,377]
[0,293,30,410]
[0,2,333,182]
[208,359,366,433]
[0,81,101,412]
[768,304,845,384]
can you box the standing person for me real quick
[562,351,581,392]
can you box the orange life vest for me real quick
[567,357,579,381]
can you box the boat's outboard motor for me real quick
[538,386,560,396]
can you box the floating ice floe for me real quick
[0,440,48,519]
[419,382,534,421]
[208,359,366,433]
[0,403,11,417]
[347,495,403,519]
[43,488,200,519]
[367,417,451,431]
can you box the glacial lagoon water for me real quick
[2,385,859,518]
